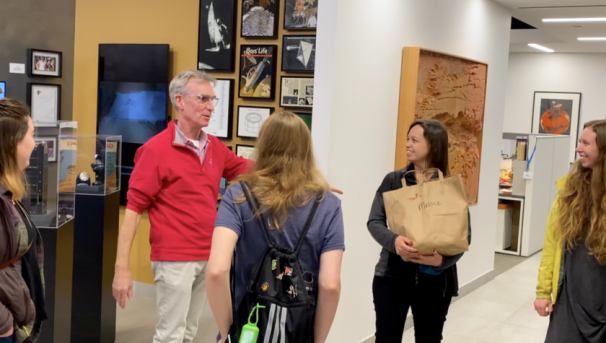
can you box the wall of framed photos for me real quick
[198,0,318,153]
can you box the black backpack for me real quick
[227,182,322,343]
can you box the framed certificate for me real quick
[27,83,61,123]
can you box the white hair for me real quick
[169,70,217,109]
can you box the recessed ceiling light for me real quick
[572,26,582,29]
[578,37,606,41]
[543,18,606,23]
[528,43,554,53]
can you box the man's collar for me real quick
[174,120,207,145]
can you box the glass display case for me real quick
[75,135,122,195]
[24,121,78,228]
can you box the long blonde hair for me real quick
[0,98,31,201]
[558,120,606,263]
[236,111,328,230]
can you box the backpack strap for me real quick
[294,192,323,256]
[240,181,276,248]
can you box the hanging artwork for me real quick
[241,0,279,38]
[198,0,237,71]
[395,48,488,206]
[531,91,582,163]
[239,45,277,99]
[202,79,234,139]
[282,35,316,72]
[237,106,273,138]
[280,77,314,108]
[284,0,318,30]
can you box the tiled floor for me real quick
[116,253,548,343]
[403,252,548,343]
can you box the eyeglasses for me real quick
[193,94,220,107]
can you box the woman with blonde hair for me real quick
[0,98,46,343]
[535,119,606,342]
[206,111,344,343]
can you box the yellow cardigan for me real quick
[536,176,567,304]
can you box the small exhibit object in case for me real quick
[237,106,273,139]
[280,76,314,108]
[75,135,122,196]
[28,49,63,77]
[236,144,257,161]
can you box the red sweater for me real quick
[126,121,251,261]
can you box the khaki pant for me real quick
[152,261,208,343]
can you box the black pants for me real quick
[373,274,452,343]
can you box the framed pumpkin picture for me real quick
[531,91,582,162]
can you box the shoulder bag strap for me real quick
[294,192,323,256]
[240,181,275,248]
[0,241,33,271]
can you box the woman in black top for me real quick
[367,120,471,343]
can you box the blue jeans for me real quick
[0,335,14,343]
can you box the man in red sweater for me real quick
[112,70,251,343]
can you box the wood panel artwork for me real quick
[395,47,488,206]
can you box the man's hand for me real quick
[112,268,133,309]
[395,236,420,261]
[534,298,553,317]
[409,249,443,267]
[329,186,343,195]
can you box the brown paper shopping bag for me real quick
[383,169,469,256]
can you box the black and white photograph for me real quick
[34,137,57,162]
[282,35,316,72]
[239,45,277,99]
[237,106,273,138]
[28,49,62,77]
[284,0,318,30]
[280,76,314,108]
[27,83,61,123]
[241,0,279,38]
[202,79,234,139]
[236,144,257,161]
[198,0,237,71]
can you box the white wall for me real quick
[504,53,606,135]
[312,0,512,342]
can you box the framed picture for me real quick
[280,76,314,108]
[236,144,257,161]
[34,137,57,162]
[239,45,277,99]
[531,91,582,162]
[27,83,61,123]
[28,49,62,77]
[237,106,273,138]
[282,35,316,72]
[202,79,234,139]
[296,112,312,131]
[241,0,279,38]
[284,0,318,30]
[197,0,237,72]
[0,81,5,99]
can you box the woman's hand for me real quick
[395,236,420,261]
[409,249,443,267]
[0,326,14,337]
[534,298,552,317]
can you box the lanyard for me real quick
[526,143,537,171]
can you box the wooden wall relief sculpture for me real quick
[395,48,488,205]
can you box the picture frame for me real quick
[531,91,582,163]
[295,112,312,131]
[284,0,318,30]
[280,76,314,108]
[237,106,274,139]
[239,45,277,99]
[34,137,57,162]
[202,79,234,139]
[27,83,61,123]
[0,81,5,99]
[282,35,316,72]
[241,0,279,38]
[197,0,237,72]
[236,144,257,161]
[28,49,62,77]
